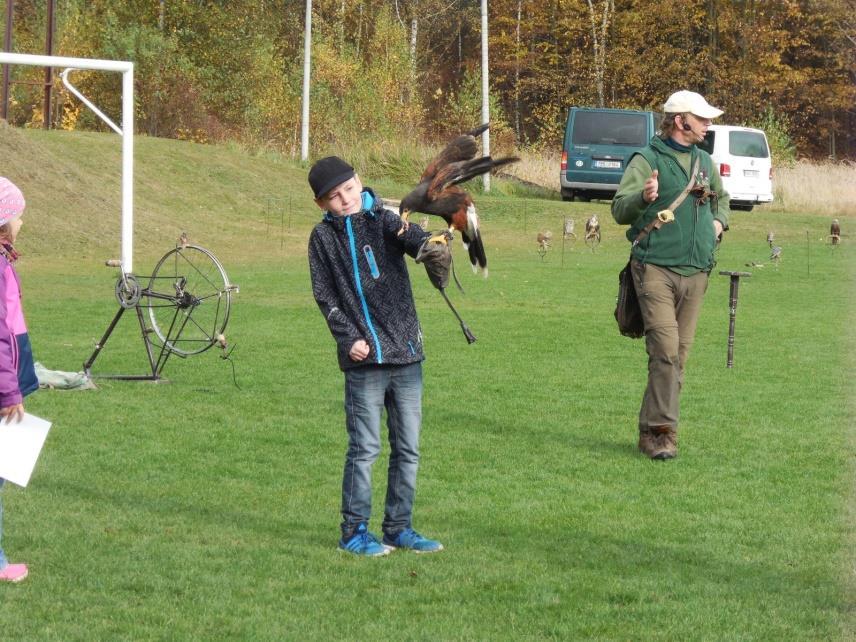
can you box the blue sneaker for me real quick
[383,528,444,553]
[339,523,389,557]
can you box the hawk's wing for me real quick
[426,156,505,199]
[426,161,470,199]
[420,135,480,182]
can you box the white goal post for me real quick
[0,52,135,272]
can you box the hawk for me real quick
[830,219,841,245]
[585,214,601,248]
[399,124,518,277]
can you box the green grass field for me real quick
[1,127,854,640]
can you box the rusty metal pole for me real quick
[42,0,54,129]
[2,0,13,122]
[719,271,751,368]
[561,217,566,267]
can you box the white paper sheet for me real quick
[0,413,52,487]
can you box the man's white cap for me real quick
[663,90,723,119]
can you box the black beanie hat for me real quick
[308,156,356,199]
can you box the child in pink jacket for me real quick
[0,177,37,583]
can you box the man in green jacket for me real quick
[612,90,730,460]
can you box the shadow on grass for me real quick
[37,476,319,549]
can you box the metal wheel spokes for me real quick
[146,245,233,356]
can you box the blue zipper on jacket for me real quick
[345,215,383,363]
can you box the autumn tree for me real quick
[1,0,852,158]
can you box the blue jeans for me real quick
[341,362,423,538]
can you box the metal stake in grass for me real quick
[719,271,751,368]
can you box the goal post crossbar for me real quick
[0,52,135,272]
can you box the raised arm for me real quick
[612,154,655,226]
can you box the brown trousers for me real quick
[631,260,708,433]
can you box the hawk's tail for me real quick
[466,230,488,278]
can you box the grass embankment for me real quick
[0,126,854,640]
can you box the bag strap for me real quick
[632,156,700,247]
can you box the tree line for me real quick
[3,0,854,160]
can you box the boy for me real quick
[307,156,443,556]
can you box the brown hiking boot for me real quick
[640,426,676,460]
[638,431,656,457]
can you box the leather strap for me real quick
[632,156,700,247]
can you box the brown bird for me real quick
[830,219,841,245]
[399,124,519,277]
[584,214,601,249]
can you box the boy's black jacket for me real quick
[308,189,431,371]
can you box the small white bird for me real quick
[770,245,782,264]
[537,231,552,258]
[563,218,576,240]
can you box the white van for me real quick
[699,125,773,211]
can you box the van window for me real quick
[571,112,647,146]
[729,131,769,158]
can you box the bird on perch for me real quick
[399,123,519,277]
[537,230,552,258]
[770,244,782,264]
[584,214,601,248]
[563,218,576,240]
[830,219,841,245]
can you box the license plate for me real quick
[594,160,621,169]
[743,169,759,178]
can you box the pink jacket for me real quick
[0,257,24,407]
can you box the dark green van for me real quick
[560,107,657,201]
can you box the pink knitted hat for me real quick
[0,177,25,226]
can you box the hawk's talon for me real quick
[398,209,411,237]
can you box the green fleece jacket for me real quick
[611,136,730,275]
